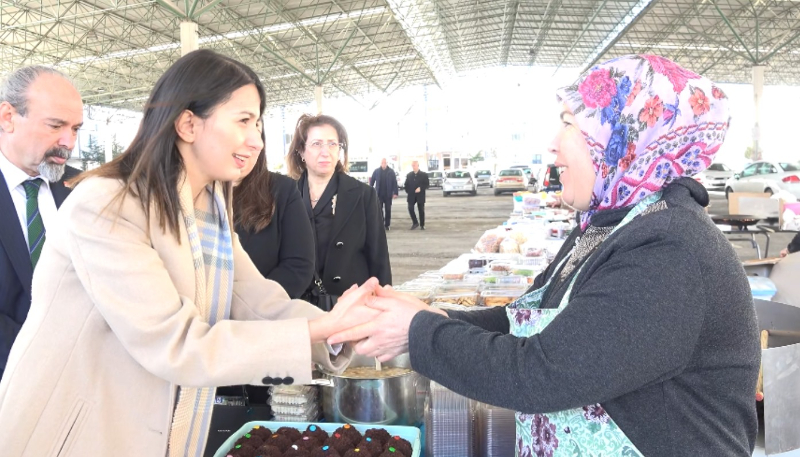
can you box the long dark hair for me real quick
[233,131,275,233]
[286,113,349,179]
[73,49,267,239]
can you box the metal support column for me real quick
[752,65,765,161]
[180,21,198,56]
[314,85,323,114]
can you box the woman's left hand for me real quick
[328,286,446,362]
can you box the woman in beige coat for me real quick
[0,50,374,456]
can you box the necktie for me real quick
[22,179,46,270]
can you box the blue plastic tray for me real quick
[212,420,422,457]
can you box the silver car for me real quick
[695,163,734,191]
[725,161,800,199]
[443,170,477,196]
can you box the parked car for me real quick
[536,164,562,192]
[473,169,493,187]
[428,171,444,189]
[494,169,527,196]
[695,162,734,191]
[510,165,535,186]
[725,161,800,199]
[443,170,477,196]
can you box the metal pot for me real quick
[313,353,428,426]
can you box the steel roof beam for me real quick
[499,0,519,66]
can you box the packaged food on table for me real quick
[510,265,539,277]
[474,229,506,253]
[480,289,527,307]
[393,287,433,304]
[432,293,479,307]
[488,260,513,274]
[522,193,543,212]
[419,270,444,279]
[468,257,490,269]
[517,255,548,268]
[520,239,546,258]
[499,237,520,254]
[482,275,529,286]
[462,273,486,284]
[432,302,483,312]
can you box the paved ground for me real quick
[385,187,796,285]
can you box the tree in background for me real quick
[80,135,106,170]
[111,135,125,159]
[744,145,763,161]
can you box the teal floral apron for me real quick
[506,192,661,457]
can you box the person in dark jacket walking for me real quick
[370,158,398,230]
[331,55,759,457]
[286,113,391,302]
[404,161,428,230]
[780,232,800,257]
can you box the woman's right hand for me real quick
[780,248,789,258]
[308,278,381,343]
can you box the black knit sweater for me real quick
[409,178,760,457]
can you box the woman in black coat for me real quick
[233,143,315,299]
[287,113,391,302]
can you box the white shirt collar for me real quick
[0,148,52,192]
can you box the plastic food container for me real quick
[488,261,513,274]
[213,421,422,457]
[480,289,527,307]
[482,275,528,286]
[432,292,480,307]
[510,266,539,277]
[518,256,548,268]
[394,287,433,304]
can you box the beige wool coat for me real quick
[0,177,348,455]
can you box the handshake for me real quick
[309,278,447,362]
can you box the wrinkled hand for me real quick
[328,286,447,362]
[780,248,789,258]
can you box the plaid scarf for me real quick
[168,177,234,457]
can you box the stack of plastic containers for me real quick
[268,385,320,422]
[424,381,478,457]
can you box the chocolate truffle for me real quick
[265,433,292,452]
[276,426,303,443]
[324,432,354,454]
[294,435,320,450]
[356,438,383,456]
[253,444,283,457]
[385,436,412,457]
[226,443,257,457]
[364,429,391,446]
[250,425,273,439]
[310,445,342,457]
[284,444,312,457]
[334,424,362,445]
[303,424,329,443]
[343,447,373,457]
[235,433,264,448]
[378,448,407,457]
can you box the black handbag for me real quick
[302,273,339,311]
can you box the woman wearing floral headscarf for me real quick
[330,55,760,456]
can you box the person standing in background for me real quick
[370,158,398,230]
[0,66,83,380]
[404,160,428,230]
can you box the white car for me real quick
[473,169,493,187]
[443,170,477,196]
[725,161,800,199]
[695,163,734,191]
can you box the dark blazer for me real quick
[298,172,391,296]
[404,170,429,204]
[0,165,79,379]
[370,167,398,201]
[787,232,800,254]
[236,172,315,299]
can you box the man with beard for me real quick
[370,158,398,230]
[0,66,83,380]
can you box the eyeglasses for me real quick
[307,140,344,152]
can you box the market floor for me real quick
[385,187,795,285]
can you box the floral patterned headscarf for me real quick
[556,54,730,230]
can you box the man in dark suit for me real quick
[404,160,429,230]
[370,158,398,230]
[0,66,83,379]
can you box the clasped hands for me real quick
[315,278,446,362]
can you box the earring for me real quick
[301,157,306,163]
